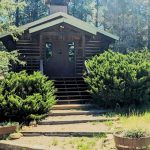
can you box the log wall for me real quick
[15,39,40,73]
[15,33,110,76]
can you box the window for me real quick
[68,42,75,62]
[45,42,52,59]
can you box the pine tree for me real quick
[19,0,49,25]
[148,0,150,49]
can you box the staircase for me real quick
[21,77,115,137]
[53,77,91,107]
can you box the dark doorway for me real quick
[44,39,75,77]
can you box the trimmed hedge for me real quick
[84,49,150,108]
[0,71,56,121]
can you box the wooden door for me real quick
[44,40,75,77]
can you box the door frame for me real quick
[43,37,76,77]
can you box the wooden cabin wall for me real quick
[14,31,111,76]
[75,34,110,76]
[15,32,41,73]
[85,35,110,60]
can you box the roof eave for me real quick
[0,12,119,41]
[29,18,97,35]
[97,30,119,40]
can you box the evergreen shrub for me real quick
[0,71,56,121]
[84,49,150,108]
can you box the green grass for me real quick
[69,136,106,150]
[118,112,150,132]
[104,121,113,127]
[52,138,59,146]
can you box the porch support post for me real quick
[39,33,43,74]
[40,59,43,74]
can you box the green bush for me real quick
[0,71,56,121]
[84,49,150,108]
[123,129,147,138]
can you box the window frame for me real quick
[68,42,75,62]
[45,42,53,59]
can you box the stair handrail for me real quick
[84,60,90,76]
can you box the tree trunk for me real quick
[95,0,99,27]
[15,0,19,27]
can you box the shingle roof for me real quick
[0,12,119,40]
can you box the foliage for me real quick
[123,129,147,138]
[0,1,25,78]
[0,121,18,127]
[69,136,106,150]
[0,0,150,51]
[68,0,150,51]
[119,112,150,132]
[116,112,150,138]
[0,71,56,121]
[99,0,149,51]
[0,0,25,34]
[84,49,150,108]
[0,50,25,76]
[19,0,49,25]
[68,0,94,22]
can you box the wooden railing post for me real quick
[40,59,44,74]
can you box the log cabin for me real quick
[0,0,119,78]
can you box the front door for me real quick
[44,39,75,77]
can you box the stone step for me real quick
[21,123,112,137]
[52,104,94,110]
[57,99,91,104]
[49,109,110,116]
[38,115,118,125]
[22,131,109,137]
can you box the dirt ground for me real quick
[21,122,111,133]
[1,135,116,150]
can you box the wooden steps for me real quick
[56,87,87,91]
[54,77,91,103]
